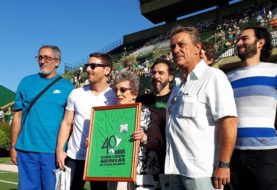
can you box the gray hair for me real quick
[38,45,61,62]
[170,25,201,45]
[114,71,140,96]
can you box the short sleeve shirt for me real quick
[66,85,117,160]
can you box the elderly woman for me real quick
[108,71,160,190]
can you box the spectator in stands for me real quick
[73,75,79,87]
[267,9,272,20]
[137,58,175,189]
[144,65,150,76]
[79,65,83,76]
[76,65,84,85]
[56,53,116,190]
[201,41,217,65]
[226,26,277,190]
[256,13,265,26]
[216,29,226,42]
[122,60,132,72]
[10,45,74,190]
[0,108,4,123]
[234,25,241,38]
[142,58,150,67]
[224,40,232,49]
[165,25,238,190]
[227,28,235,42]
[5,107,13,125]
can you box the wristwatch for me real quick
[218,161,230,168]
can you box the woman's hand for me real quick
[133,129,147,144]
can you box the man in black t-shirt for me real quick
[137,58,174,189]
[137,58,174,109]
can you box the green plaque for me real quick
[84,103,141,182]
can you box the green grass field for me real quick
[0,156,18,190]
[0,171,91,190]
[0,171,18,190]
[0,157,91,190]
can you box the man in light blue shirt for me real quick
[10,45,74,190]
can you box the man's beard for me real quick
[152,80,168,94]
[237,41,258,61]
[40,68,55,76]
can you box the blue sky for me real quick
[0,0,155,91]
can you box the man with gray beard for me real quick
[10,45,74,190]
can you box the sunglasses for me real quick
[113,87,131,94]
[85,63,108,70]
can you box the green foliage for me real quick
[0,123,10,150]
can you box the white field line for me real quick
[0,179,18,185]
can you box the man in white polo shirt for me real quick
[165,25,238,190]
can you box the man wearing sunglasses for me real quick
[56,53,117,190]
[10,45,74,190]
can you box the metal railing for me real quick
[97,38,123,53]
[64,38,123,72]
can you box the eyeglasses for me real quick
[35,55,57,62]
[113,87,131,94]
[85,63,108,70]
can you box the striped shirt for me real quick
[227,62,277,150]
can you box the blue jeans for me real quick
[17,151,56,190]
[169,175,215,190]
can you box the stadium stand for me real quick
[65,0,277,93]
